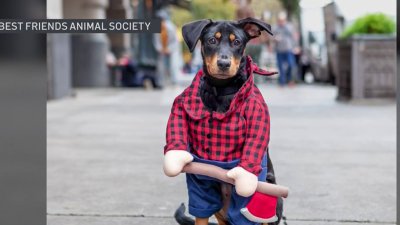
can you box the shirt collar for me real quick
[182,56,277,120]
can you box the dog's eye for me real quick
[233,39,241,46]
[208,37,217,45]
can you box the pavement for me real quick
[47,83,396,225]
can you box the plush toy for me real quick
[164,18,284,225]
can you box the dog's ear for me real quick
[182,19,213,52]
[238,17,273,39]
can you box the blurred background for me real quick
[46,0,397,98]
[47,0,397,225]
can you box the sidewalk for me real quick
[47,84,396,225]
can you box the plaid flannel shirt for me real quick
[164,56,276,175]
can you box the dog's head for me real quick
[182,18,273,79]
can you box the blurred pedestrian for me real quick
[236,0,264,84]
[236,0,254,20]
[154,8,183,86]
[273,12,298,86]
[191,43,203,73]
[118,52,140,87]
[106,51,118,86]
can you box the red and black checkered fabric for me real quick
[164,56,276,175]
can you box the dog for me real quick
[164,17,283,225]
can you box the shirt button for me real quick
[207,133,212,138]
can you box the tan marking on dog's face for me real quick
[204,53,219,76]
[229,33,236,42]
[204,54,241,79]
[228,57,241,76]
[215,32,222,39]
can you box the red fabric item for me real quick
[244,191,277,220]
[164,56,276,175]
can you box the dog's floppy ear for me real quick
[182,19,213,52]
[238,17,273,39]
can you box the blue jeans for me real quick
[276,51,295,85]
[186,154,268,225]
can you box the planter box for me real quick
[337,35,396,100]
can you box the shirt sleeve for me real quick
[164,97,189,154]
[238,100,270,175]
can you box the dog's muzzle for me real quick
[217,59,231,71]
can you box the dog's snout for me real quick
[217,59,231,70]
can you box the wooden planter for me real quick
[336,35,396,100]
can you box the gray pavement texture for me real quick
[47,84,396,225]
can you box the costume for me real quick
[164,56,277,224]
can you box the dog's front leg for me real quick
[214,183,231,225]
[195,217,209,225]
[215,211,228,225]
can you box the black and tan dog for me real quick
[172,18,283,225]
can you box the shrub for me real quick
[341,13,396,38]
[171,0,235,28]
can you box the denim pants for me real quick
[276,51,295,85]
[186,154,268,225]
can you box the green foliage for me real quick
[277,0,300,20]
[341,13,396,38]
[171,0,235,28]
[170,0,235,58]
[171,8,193,28]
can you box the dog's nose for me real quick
[217,59,231,70]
